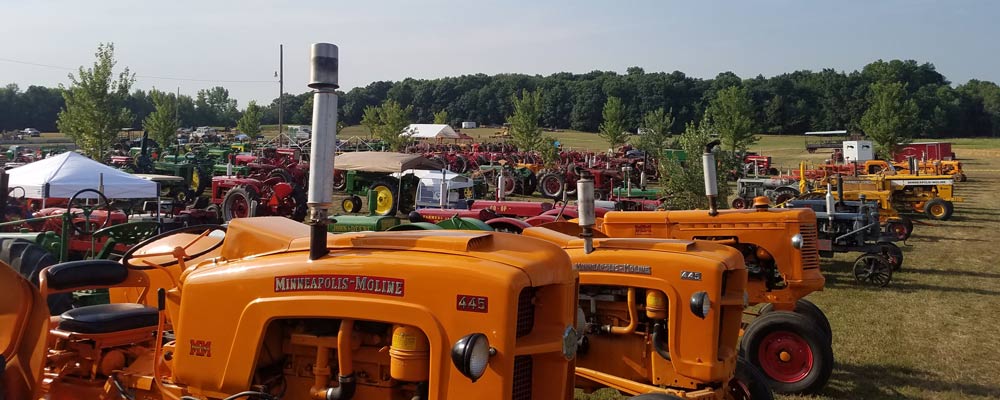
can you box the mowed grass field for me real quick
[32,127,1000,398]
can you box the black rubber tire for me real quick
[878,241,904,271]
[740,311,834,395]
[538,173,564,200]
[333,170,347,191]
[923,197,954,221]
[369,178,400,216]
[205,204,222,223]
[342,196,361,214]
[221,186,260,221]
[268,168,294,183]
[522,170,538,196]
[191,165,210,197]
[731,356,776,400]
[285,185,308,221]
[759,299,832,345]
[0,238,72,315]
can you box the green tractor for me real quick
[336,152,444,216]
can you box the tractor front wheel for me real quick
[879,242,904,271]
[342,196,362,214]
[732,197,747,209]
[538,173,565,200]
[759,299,832,345]
[728,356,775,400]
[741,311,833,395]
[853,254,892,287]
[885,217,913,241]
[924,198,954,220]
[221,186,260,221]
[370,179,399,216]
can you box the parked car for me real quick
[22,128,40,137]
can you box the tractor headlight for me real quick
[562,325,579,360]
[689,291,711,319]
[451,333,493,382]
[791,233,803,249]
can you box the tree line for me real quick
[3,58,999,138]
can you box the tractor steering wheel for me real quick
[121,224,227,270]
[67,189,114,235]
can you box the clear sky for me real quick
[2,0,997,108]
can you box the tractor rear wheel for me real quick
[773,187,799,205]
[924,198,953,220]
[333,170,347,191]
[759,299,832,345]
[538,173,565,200]
[279,184,308,221]
[370,179,399,216]
[732,197,747,209]
[190,166,209,197]
[342,196,362,214]
[221,186,260,221]
[741,311,833,395]
[885,218,913,241]
[853,254,892,287]
[878,242,904,271]
[729,356,775,400]
[0,238,72,315]
[268,168,294,183]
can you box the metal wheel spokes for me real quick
[854,254,892,287]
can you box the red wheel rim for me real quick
[231,196,250,218]
[892,224,907,240]
[732,198,746,209]
[543,177,561,195]
[757,331,814,383]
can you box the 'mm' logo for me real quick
[190,340,212,357]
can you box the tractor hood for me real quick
[603,207,817,226]
[218,217,572,286]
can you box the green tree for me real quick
[634,107,675,160]
[57,43,135,159]
[142,90,179,146]
[507,89,546,152]
[861,81,920,158]
[236,101,263,136]
[706,86,757,153]
[362,99,414,151]
[659,120,734,210]
[598,96,628,149]
[433,109,449,125]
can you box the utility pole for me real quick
[175,86,180,124]
[278,44,284,146]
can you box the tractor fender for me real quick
[386,222,442,231]
[485,217,531,233]
[524,214,559,226]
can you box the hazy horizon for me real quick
[2,0,997,109]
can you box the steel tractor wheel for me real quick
[853,253,893,287]
[759,299,833,345]
[732,197,747,209]
[221,186,260,221]
[741,311,834,395]
[924,197,954,221]
[879,242,904,271]
[0,238,72,315]
[538,173,565,200]
[728,356,776,400]
[370,179,399,216]
[342,195,362,214]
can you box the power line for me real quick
[0,56,275,84]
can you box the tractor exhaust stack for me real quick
[576,170,596,254]
[307,43,339,261]
[703,140,721,216]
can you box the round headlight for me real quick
[689,291,711,319]
[791,233,803,249]
[451,333,493,382]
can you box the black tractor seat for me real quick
[57,303,159,334]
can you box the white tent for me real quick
[404,124,459,139]
[6,152,158,199]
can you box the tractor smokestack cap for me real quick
[309,43,339,89]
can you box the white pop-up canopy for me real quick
[405,124,459,139]
[6,151,158,199]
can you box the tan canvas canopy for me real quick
[334,151,443,172]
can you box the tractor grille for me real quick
[799,223,821,269]
[512,355,533,400]
[516,287,536,338]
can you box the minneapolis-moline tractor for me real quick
[0,44,585,400]
[576,143,833,396]
[523,174,773,399]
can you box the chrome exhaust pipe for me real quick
[703,140,721,216]
[576,170,596,254]
[307,43,339,261]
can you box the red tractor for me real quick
[211,175,307,222]
[233,147,309,185]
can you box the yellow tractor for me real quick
[0,43,584,400]
[523,173,772,399]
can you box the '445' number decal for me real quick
[457,295,488,313]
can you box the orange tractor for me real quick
[0,43,585,400]
[552,142,833,395]
[523,173,772,399]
